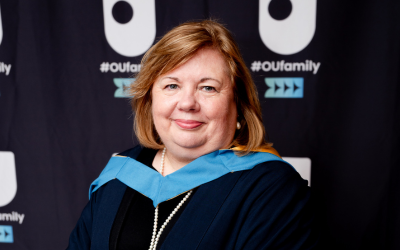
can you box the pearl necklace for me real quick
[148,148,193,250]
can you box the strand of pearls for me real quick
[160,147,166,176]
[148,148,193,250]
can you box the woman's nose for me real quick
[177,89,199,112]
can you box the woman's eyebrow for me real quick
[162,76,180,82]
[200,77,221,84]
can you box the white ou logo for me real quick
[103,0,156,57]
[259,0,317,55]
[282,157,311,186]
[0,3,3,46]
[0,152,17,207]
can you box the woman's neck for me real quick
[152,148,196,176]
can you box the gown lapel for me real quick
[160,171,243,250]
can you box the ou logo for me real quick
[259,0,317,55]
[0,3,3,46]
[103,0,156,57]
[0,152,17,207]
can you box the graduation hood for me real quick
[89,148,288,207]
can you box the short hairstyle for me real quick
[129,19,272,155]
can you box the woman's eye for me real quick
[201,86,216,92]
[166,84,178,90]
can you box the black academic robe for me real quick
[67,147,318,250]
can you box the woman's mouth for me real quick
[174,119,203,129]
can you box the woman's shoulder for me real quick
[254,160,299,177]
[116,145,143,159]
[236,160,309,190]
[88,145,143,199]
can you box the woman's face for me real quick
[152,48,237,162]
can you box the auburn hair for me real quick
[129,19,272,155]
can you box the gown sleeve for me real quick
[66,190,97,250]
[66,148,140,250]
[66,179,127,250]
[235,163,318,250]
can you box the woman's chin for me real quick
[168,139,211,154]
[174,141,205,150]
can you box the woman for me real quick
[67,20,317,250]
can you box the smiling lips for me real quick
[174,119,203,129]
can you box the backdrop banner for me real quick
[0,0,399,249]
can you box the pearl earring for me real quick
[236,122,241,130]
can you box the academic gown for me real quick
[67,146,318,249]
